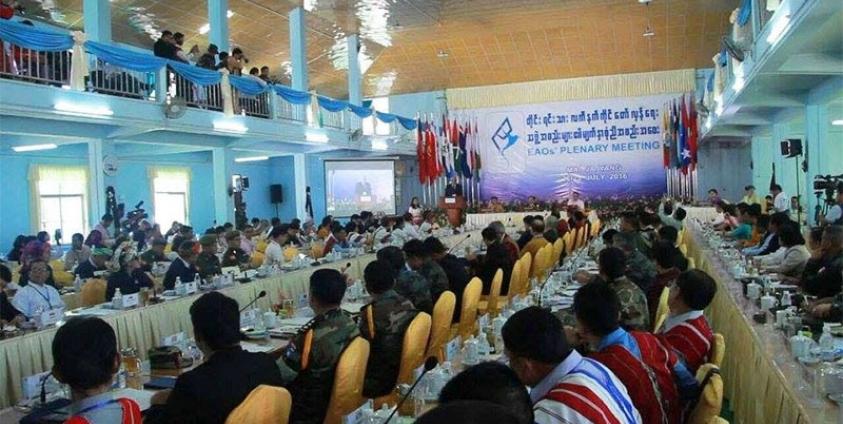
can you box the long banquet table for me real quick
[0,231,480,409]
[685,224,838,424]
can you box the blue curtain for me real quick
[85,41,167,73]
[169,60,222,86]
[228,75,272,95]
[0,19,73,52]
[737,0,752,26]
[348,103,373,118]
[273,85,311,105]
[317,96,348,113]
[397,116,417,130]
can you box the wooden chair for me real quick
[453,278,483,340]
[478,268,504,316]
[80,278,107,307]
[711,333,725,367]
[224,385,292,424]
[687,364,724,424]
[426,291,455,361]
[323,337,370,424]
[653,286,670,332]
[374,312,432,407]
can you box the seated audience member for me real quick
[763,223,811,281]
[221,231,250,267]
[601,247,650,330]
[263,226,289,267]
[277,269,359,424]
[53,317,142,423]
[619,212,650,256]
[286,221,303,246]
[502,306,641,424]
[63,233,91,271]
[170,225,195,252]
[424,237,471,321]
[87,214,115,247]
[516,216,535,250]
[438,362,534,424]
[521,219,549,264]
[106,253,153,300]
[572,282,697,424]
[802,225,843,298]
[358,260,418,397]
[139,238,168,271]
[657,199,686,231]
[744,212,787,256]
[612,232,658,293]
[323,224,350,256]
[18,240,58,288]
[373,216,395,245]
[742,209,768,248]
[239,225,257,255]
[490,220,520,262]
[646,241,682,324]
[416,401,523,424]
[148,292,283,423]
[419,211,436,236]
[601,229,619,248]
[12,259,65,318]
[6,235,27,264]
[725,207,756,241]
[411,239,449,303]
[401,212,421,240]
[657,270,717,374]
[163,241,199,290]
[0,264,23,326]
[473,227,514,295]
[196,235,222,279]
[377,246,433,314]
[74,247,112,279]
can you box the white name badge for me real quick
[445,336,462,362]
[343,405,365,424]
[22,371,52,400]
[478,314,490,331]
[36,308,64,328]
[161,331,186,347]
[445,197,456,204]
[121,293,139,309]
[241,309,258,328]
[185,282,198,295]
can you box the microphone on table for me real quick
[447,234,472,255]
[385,356,439,424]
[239,290,267,312]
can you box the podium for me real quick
[438,196,466,227]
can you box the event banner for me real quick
[472,93,677,201]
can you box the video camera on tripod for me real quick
[813,175,843,221]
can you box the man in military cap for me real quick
[196,235,221,280]
[410,239,449,304]
[278,269,359,424]
[140,238,168,272]
[377,246,433,314]
[358,260,418,397]
[74,247,113,279]
[221,231,250,268]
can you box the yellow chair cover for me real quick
[711,333,725,367]
[255,240,268,254]
[479,268,505,316]
[688,257,697,270]
[519,253,532,295]
[310,242,325,259]
[50,260,74,287]
[283,246,300,262]
[590,220,602,238]
[653,286,670,332]
[250,251,265,268]
[552,238,564,267]
[457,278,483,340]
[680,244,689,256]
[323,337,370,424]
[563,232,575,255]
[374,312,432,407]
[427,291,456,361]
[507,258,524,301]
[577,225,589,248]
[164,244,172,254]
[80,278,107,307]
[224,385,292,424]
[687,364,724,424]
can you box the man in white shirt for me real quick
[567,191,585,211]
[12,259,65,318]
[771,184,789,213]
[401,213,421,240]
[821,188,843,226]
[263,226,288,267]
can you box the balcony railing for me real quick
[0,43,70,87]
[236,89,270,118]
[89,58,155,100]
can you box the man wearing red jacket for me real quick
[657,269,717,374]
[572,282,699,424]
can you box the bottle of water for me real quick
[820,323,835,360]
[373,403,391,423]
[194,273,201,286]
[112,288,123,310]
[175,276,184,296]
[73,276,83,293]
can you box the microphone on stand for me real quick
[447,234,472,255]
[385,356,439,424]
[239,290,267,312]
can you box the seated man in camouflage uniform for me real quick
[377,246,434,314]
[359,260,418,398]
[598,247,651,331]
[139,238,168,272]
[407,239,449,305]
[195,234,221,281]
[277,269,359,424]
[221,231,250,268]
[613,231,657,292]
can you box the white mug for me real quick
[760,295,779,310]
[747,283,762,300]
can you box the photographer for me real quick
[819,183,843,227]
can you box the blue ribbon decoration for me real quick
[348,103,373,118]
[718,47,728,67]
[317,96,348,113]
[228,74,270,95]
[168,60,223,87]
[0,19,73,52]
[707,73,714,92]
[397,116,418,130]
[85,41,167,73]
[737,0,752,27]
[375,111,398,123]
[273,85,311,105]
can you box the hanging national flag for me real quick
[662,103,670,169]
[679,95,692,172]
[688,95,699,168]
[458,124,472,179]
[472,119,482,179]
[417,118,427,184]
[669,101,680,169]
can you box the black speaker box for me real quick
[270,184,283,204]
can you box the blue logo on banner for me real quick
[492,118,519,156]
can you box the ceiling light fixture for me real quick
[437,49,449,58]
[199,10,234,35]
[54,102,113,116]
[213,120,248,133]
[641,0,655,38]
[832,119,843,126]
[12,143,59,153]
[643,26,655,37]
[234,156,269,163]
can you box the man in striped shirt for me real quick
[502,306,642,424]
[657,269,717,374]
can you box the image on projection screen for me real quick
[324,160,396,217]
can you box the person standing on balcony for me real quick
[196,44,219,70]
[153,31,178,61]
